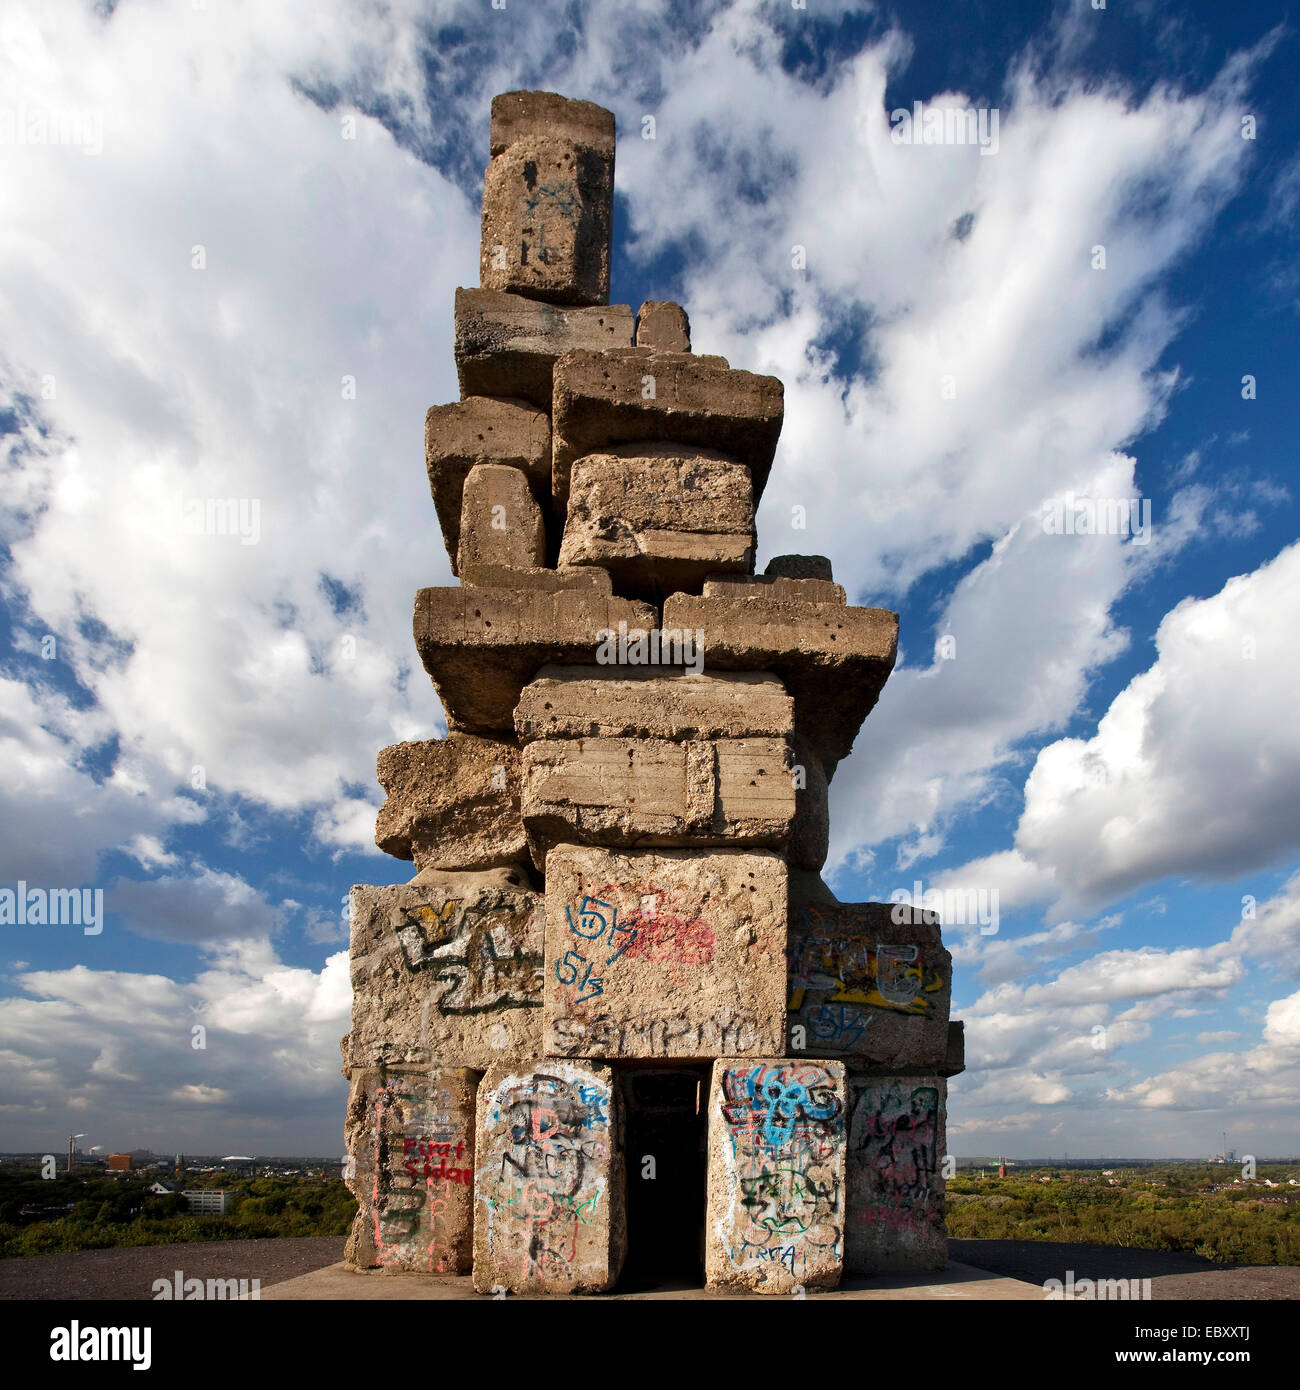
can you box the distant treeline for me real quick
[946,1164,1300,1266]
[0,1170,356,1258]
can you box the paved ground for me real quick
[260,1258,1044,1300]
[950,1239,1300,1301]
[0,1236,1295,1300]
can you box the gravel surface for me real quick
[2,1236,1295,1300]
[0,1236,346,1301]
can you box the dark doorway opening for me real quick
[618,1066,710,1289]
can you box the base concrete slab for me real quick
[259,1258,1047,1300]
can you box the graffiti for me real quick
[395,894,543,1015]
[803,1004,870,1048]
[368,1075,473,1274]
[481,1069,612,1291]
[402,1137,472,1186]
[787,929,945,1017]
[554,894,630,1003]
[721,1064,841,1151]
[616,889,715,967]
[550,1008,761,1057]
[848,1083,940,1235]
[555,885,717,1019]
[717,1064,844,1283]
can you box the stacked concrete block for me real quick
[543,846,788,1059]
[551,346,784,514]
[425,396,551,574]
[344,1068,478,1273]
[473,1061,625,1293]
[374,734,525,871]
[635,300,691,351]
[343,87,965,1294]
[786,899,952,1067]
[558,445,755,597]
[705,1060,848,1292]
[845,1076,948,1273]
[347,869,544,1072]
[454,290,634,408]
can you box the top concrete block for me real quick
[454,289,634,409]
[661,592,898,772]
[489,90,616,159]
[551,348,784,514]
[480,93,615,305]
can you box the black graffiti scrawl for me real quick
[395,892,544,1014]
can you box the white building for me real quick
[183,1189,231,1215]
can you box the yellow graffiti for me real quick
[787,937,945,1016]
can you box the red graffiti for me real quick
[402,1136,473,1185]
[595,885,715,966]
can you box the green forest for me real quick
[0,1170,357,1258]
[946,1165,1300,1266]
[3,1162,1298,1266]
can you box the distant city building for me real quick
[107,1154,131,1171]
[183,1189,231,1215]
[149,1181,181,1195]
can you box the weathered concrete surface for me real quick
[787,732,829,872]
[479,93,615,306]
[786,900,951,1067]
[455,565,612,593]
[543,846,788,1059]
[425,396,550,569]
[514,666,794,743]
[473,1061,626,1294]
[347,869,543,1070]
[454,289,634,408]
[551,348,784,513]
[521,736,795,855]
[457,463,546,579]
[703,572,845,605]
[767,554,833,581]
[558,446,755,594]
[705,1060,847,1294]
[845,1076,948,1273]
[635,300,691,352]
[344,1069,478,1274]
[489,89,615,159]
[413,584,657,732]
[661,592,898,771]
[375,734,525,872]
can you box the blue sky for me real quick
[1,0,1297,1158]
